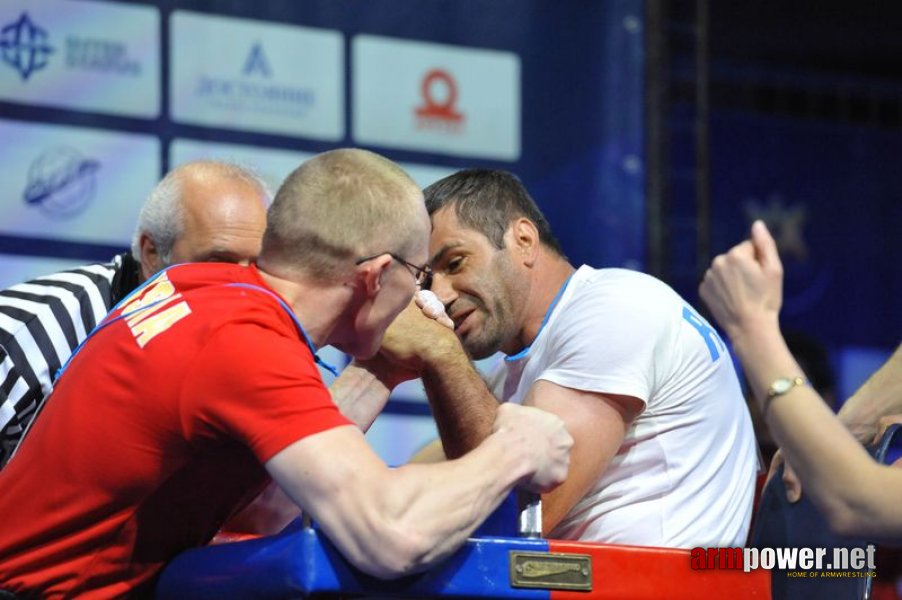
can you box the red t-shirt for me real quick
[0,263,351,598]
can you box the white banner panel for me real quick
[170,139,315,196]
[353,35,521,161]
[402,163,457,190]
[0,0,160,118]
[0,119,160,245]
[170,12,343,140]
[171,138,456,195]
[0,255,92,290]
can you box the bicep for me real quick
[524,380,643,534]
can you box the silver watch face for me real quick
[771,379,793,394]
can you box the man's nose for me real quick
[429,272,457,310]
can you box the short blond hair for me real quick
[260,149,423,282]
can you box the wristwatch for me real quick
[766,376,809,398]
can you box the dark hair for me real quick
[423,169,565,257]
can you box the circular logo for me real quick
[23,147,100,220]
[416,68,463,122]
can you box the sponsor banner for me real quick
[0,119,160,245]
[170,138,314,196]
[171,138,456,194]
[170,12,343,140]
[353,35,521,161]
[0,0,160,118]
[0,255,89,289]
[399,162,456,191]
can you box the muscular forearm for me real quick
[328,361,392,432]
[421,340,498,458]
[733,322,898,535]
[837,343,902,441]
[269,404,570,579]
[378,430,533,571]
[296,428,536,579]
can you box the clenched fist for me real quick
[699,219,783,341]
[492,403,573,494]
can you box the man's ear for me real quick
[138,233,163,281]
[508,218,540,266]
[357,254,393,299]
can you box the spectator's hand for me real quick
[493,403,573,494]
[699,220,783,340]
[767,449,802,503]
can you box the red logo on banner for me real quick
[414,68,464,133]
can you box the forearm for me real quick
[421,341,498,458]
[837,343,902,440]
[304,429,533,578]
[733,321,892,533]
[381,430,533,568]
[328,361,392,432]
[269,404,570,579]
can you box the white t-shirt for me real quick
[492,266,756,548]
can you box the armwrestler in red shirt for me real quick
[0,149,573,599]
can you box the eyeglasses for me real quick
[356,252,433,289]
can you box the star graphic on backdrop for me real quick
[744,194,809,262]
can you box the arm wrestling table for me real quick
[154,492,771,599]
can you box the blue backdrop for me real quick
[0,0,646,464]
[710,111,902,349]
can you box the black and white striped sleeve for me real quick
[0,261,118,467]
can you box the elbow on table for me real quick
[353,520,433,580]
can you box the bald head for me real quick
[260,148,427,282]
[132,161,270,281]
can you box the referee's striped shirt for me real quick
[0,253,136,468]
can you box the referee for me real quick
[0,160,269,467]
